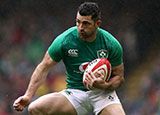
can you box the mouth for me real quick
[80,32,85,36]
[80,30,85,34]
[79,30,86,35]
[78,30,87,40]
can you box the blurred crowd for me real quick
[0,0,159,114]
[122,54,160,115]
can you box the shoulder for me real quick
[58,26,77,39]
[98,28,121,47]
[54,26,78,43]
[98,28,116,40]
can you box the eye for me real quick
[83,21,89,25]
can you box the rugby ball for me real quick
[83,58,111,90]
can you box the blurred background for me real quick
[0,0,160,115]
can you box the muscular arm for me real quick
[107,63,125,90]
[13,51,57,111]
[25,51,57,99]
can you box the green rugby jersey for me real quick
[48,26,123,91]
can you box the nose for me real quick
[78,23,84,31]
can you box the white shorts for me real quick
[60,89,121,115]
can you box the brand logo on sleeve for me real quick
[68,49,78,57]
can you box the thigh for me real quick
[29,93,77,115]
[99,104,125,115]
[61,89,93,115]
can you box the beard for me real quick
[78,30,95,41]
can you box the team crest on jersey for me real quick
[97,49,108,59]
[68,49,78,57]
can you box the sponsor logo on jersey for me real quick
[97,49,108,59]
[68,49,78,57]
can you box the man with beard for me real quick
[13,2,125,115]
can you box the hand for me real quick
[13,95,31,111]
[85,71,111,90]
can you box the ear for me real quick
[96,20,102,27]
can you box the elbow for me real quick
[121,76,125,84]
[118,76,125,88]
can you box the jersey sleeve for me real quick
[48,36,63,62]
[108,38,123,67]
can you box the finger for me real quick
[14,106,21,111]
[85,72,92,81]
[96,71,102,75]
[19,106,24,111]
[14,97,22,105]
[14,105,24,111]
[13,99,21,108]
[16,108,23,111]
[13,103,19,108]
[96,71,105,79]
[88,71,96,79]
[13,99,23,110]
[85,73,94,86]
[13,103,21,109]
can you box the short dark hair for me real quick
[78,2,101,21]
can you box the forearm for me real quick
[106,63,124,90]
[25,63,50,99]
[107,75,124,90]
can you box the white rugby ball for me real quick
[83,58,111,90]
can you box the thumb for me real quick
[96,71,105,80]
[14,97,23,105]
